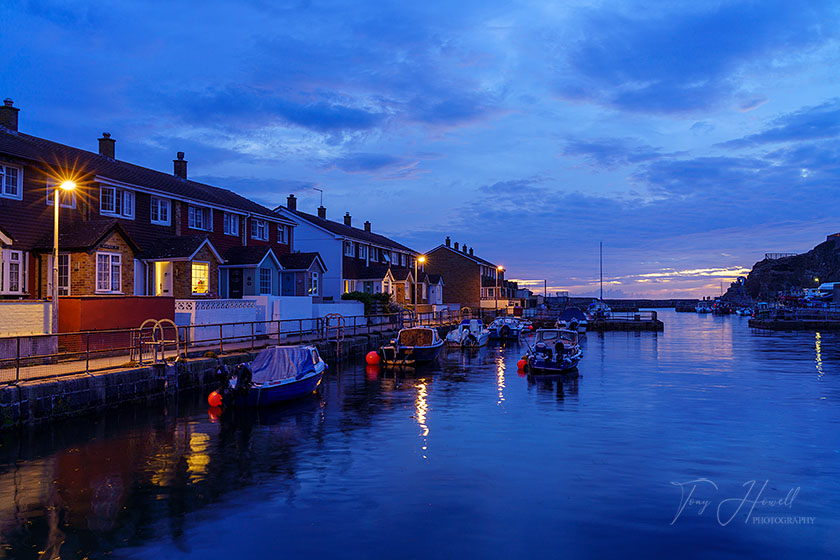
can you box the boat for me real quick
[525,329,583,375]
[380,326,445,366]
[586,300,611,319]
[556,307,588,332]
[734,307,753,316]
[446,318,490,348]
[695,302,712,313]
[212,345,326,407]
[488,316,525,340]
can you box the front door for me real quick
[155,261,173,296]
[229,268,244,299]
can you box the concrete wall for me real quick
[175,299,257,346]
[0,301,51,335]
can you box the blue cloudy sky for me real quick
[3,0,839,297]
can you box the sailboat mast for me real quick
[600,241,603,302]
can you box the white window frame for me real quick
[0,249,28,294]
[46,180,77,209]
[259,267,272,295]
[224,213,239,236]
[370,247,378,261]
[188,206,212,231]
[0,164,22,200]
[358,245,368,260]
[344,241,355,257]
[100,186,134,219]
[277,224,287,244]
[251,219,268,241]
[95,252,122,294]
[400,253,406,266]
[191,261,210,295]
[309,271,319,295]
[150,197,170,226]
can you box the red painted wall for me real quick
[58,296,174,333]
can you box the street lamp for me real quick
[495,265,503,315]
[52,180,76,334]
[414,255,426,321]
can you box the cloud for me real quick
[325,153,416,174]
[563,138,664,169]
[720,98,840,148]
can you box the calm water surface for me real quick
[1,310,838,559]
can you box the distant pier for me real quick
[589,311,664,332]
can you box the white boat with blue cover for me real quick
[526,329,583,375]
[488,316,524,340]
[446,318,490,348]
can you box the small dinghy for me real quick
[380,326,444,366]
[525,329,583,375]
[211,346,327,407]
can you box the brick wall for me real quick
[172,245,220,298]
[426,247,480,307]
[37,231,135,296]
[0,301,51,335]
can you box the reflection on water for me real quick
[1,310,839,559]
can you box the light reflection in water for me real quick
[415,379,429,459]
[187,431,211,483]
[815,332,824,379]
[496,357,506,405]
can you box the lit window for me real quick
[150,197,170,225]
[359,245,368,260]
[191,262,209,294]
[224,213,239,236]
[96,252,121,293]
[251,219,268,241]
[259,267,272,294]
[188,206,211,231]
[309,271,319,295]
[46,180,76,208]
[100,186,134,218]
[0,249,27,294]
[0,165,22,200]
[344,241,354,257]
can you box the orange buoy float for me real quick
[207,390,223,408]
[365,351,381,365]
[516,359,527,370]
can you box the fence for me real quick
[0,310,458,384]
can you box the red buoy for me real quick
[366,351,380,365]
[207,390,223,408]
[516,359,527,370]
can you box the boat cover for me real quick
[559,307,586,322]
[251,346,316,384]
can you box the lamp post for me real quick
[414,255,426,321]
[495,265,503,315]
[52,180,76,334]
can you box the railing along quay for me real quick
[0,310,458,384]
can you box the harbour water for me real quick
[1,310,838,559]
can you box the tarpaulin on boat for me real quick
[251,346,315,383]
[560,307,586,322]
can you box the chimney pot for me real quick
[286,194,297,210]
[454,242,459,251]
[462,245,467,253]
[344,212,352,226]
[445,236,451,247]
[364,220,371,233]
[317,206,326,219]
[98,132,115,158]
[0,98,20,132]
[173,153,187,179]
[469,248,474,255]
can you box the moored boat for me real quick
[446,318,490,348]
[380,326,445,366]
[695,302,712,313]
[556,306,588,332]
[488,316,525,340]
[212,346,326,407]
[525,329,583,375]
[587,300,611,319]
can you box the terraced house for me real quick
[0,99,306,328]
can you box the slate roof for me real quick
[278,251,325,271]
[428,244,498,268]
[343,263,391,280]
[222,246,277,266]
[390,268,412,281]
[278,207,415,253]
[0,128,289,221]
[427,273,444,285]
[139,235,212,260]
[33,219,140,253]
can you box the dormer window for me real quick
[100,186,134,218]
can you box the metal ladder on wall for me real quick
[323,313,346,359]
[135,318,181,364]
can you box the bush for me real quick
[342,291,392,313]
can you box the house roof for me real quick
[343,263,392,280]
[427,244,498,268]
[0,224,14,245]
[276,206,416,253]
[427,273,444,285]
[390,268,412,281]
[222,246,280,267]
[0,128,291,223]
[140,235,223,262]
[278,251,327,272]
[33,219,140,253]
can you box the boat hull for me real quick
[380,340,444,366]
[232,370,324,407]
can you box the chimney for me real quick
[462,244,467,253]
[344,212,352,226]
[317,205,326,219]
[469,247,474,256]
[98,132,115,158]
[364,220,371,233]
[445,236,451,247]
[286,194,297,210]
[0,99,19,131]
[454,242,459,251]
[173,152,187,179]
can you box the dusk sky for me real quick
[3,0,839,298]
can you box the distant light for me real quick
[418,255,426,264]
[59,180,76,190]
[497,265,504,271]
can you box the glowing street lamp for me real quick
[495,265,504,315]
[52,180,76,334]
[414,255,426,321]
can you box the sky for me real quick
[2,0,839,298]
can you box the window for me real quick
[188,206,211,231]
[100,186,134,218]
[277,225,288,244]
[309,271,319,295]
[251,219,268,241]
[96,252,121,293]
[359,245,368,260]
[370,247,378,261]
[150,197,170,225]
[344,241,354,257]
[383,280,390,294]
[400,253,406,266]
[0,164,21,200]
[259,268,272,295]
[46,180,76,208]
[383,251,390,263]
[224,213,239,236]
[392,251,399,264]
[0,249,27,294]
[191,262,209,294]
[48,254,71,296]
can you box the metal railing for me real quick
[0,310,459,384]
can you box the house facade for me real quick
[425,237,508,310]
[273,195,432,305]
[0,99,300,302]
